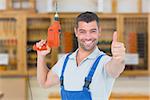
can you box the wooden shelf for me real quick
[110,93,150,100]
[48,93,150,100]
[121,70,149,76]
[0,13,149,77]
[5,0,36,12]
[27,68,36,76]
[0,70,26,76]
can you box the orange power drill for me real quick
[32,13,61,51]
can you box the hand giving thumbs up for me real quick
[111,31,126,63]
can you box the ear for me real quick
[74,27,78,37]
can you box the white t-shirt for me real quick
[52,47,115,100]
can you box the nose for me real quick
[85,32,92,40]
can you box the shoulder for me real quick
[96,52,112,71]
[51,53,71,77]
[99,50,112,64]
[102,54,112,64]
[57,53,71,62]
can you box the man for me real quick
[36,11,125,100]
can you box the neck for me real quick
[76,47,96,66]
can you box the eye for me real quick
[79,29,86,34]
[90,29,97,33]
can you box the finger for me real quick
[112,45,123,49]
[36,41,44,47]
[40,40,46,44]
[39,40,46,46]
[36,42,41,47]
[46,45,51,51]
[112,31,118,43]
[112,49,125,54]
[112,47,126,53]
[113,56,125,62]
[112,53,125,59]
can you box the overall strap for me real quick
[83,54,105,89]
[60,53,72,87]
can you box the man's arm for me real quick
[36,40,60,88]
[105,32,126,78]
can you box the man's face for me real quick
[75,21,100,51]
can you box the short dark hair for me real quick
[75,11,100,28]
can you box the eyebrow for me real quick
[78,28,97,31]
[78,29,86,31]
[90,29,97,31]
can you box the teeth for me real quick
[85,41,92,44]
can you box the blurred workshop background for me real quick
[0,0,150,100]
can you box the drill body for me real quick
[33,14,61,51]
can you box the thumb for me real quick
[112,31,118,43]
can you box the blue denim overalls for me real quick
[60,53,105,100]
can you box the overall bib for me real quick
[60,53,105,100]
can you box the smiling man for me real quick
[36,11,126,100]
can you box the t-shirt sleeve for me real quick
[51,54,67,78]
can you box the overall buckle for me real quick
[83,79,92,89]
[60,76,64,86]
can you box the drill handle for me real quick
[33,43,47,51]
